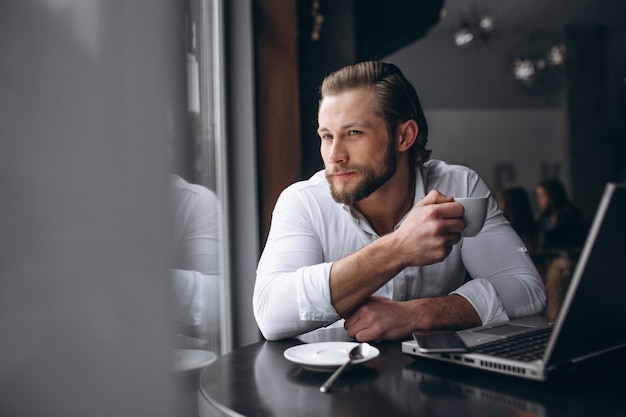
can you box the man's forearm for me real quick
[329,192,466,319]
[329,233,405,317]
[343,294,482,342]
[408,294,482,331]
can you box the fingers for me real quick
[343,313,362,340]
[344,298,410,342]
[396,189,466,266]
[429,235,460,264]
[415,190,465,223]
[416,190,454,207]
[343,302,372,340]
[344,315,379,342]
[442,217,465,239]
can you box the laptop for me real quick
[402,182,626,381]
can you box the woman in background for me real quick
[535,178,587,252]
[535,178,586,320]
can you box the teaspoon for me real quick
[319,343,370,393]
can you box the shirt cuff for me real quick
[295,262,338,321]
[451,278,510,325]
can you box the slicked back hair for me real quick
[319,61,431,168]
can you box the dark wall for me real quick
[567,26,626,221]
[298,0,357,179]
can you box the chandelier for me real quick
[510,31,567,95]
[451,6,495,49]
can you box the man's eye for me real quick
[348,130,360,136]
[321,134,333,140]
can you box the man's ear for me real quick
[396,119,419,152]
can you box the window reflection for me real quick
[171,0,229,356]
[170,174,222,352]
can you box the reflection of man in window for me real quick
[170,174,221,345]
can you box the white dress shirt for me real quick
[170,174,221,331]
[254,160,546,341]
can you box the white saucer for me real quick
[173,349,217,372]
[283,342,380,372]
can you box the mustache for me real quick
[325,166,364,175]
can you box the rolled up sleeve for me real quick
[253,187,340,340]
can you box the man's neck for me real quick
[354,167,416,236]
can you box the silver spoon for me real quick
[319,343,370,393]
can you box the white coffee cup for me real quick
[454,197,488,237]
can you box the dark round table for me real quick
[198,328,626,417]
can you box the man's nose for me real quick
[327,139,348,164]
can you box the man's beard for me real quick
[326,140,397,205]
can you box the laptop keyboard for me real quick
[470,327,552,362]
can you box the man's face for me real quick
[317,87,397,205]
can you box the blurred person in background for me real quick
[498,186,538,254]
[534,178,587,322]
[536,178,587,252]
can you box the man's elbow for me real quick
[255,318,299,341]
[253,305,297,341]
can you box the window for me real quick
[172,0,232,355]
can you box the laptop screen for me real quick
[546,183,626,365]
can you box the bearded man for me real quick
[253,61,546,342]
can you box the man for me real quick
[253,61,546,342]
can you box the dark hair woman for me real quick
[535,178,587,251]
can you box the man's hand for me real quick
[392,190,465,268]
[329,190,467,318]
[343,294,481,342]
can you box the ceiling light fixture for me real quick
[451,6,495,49]
[510,31,567,95]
